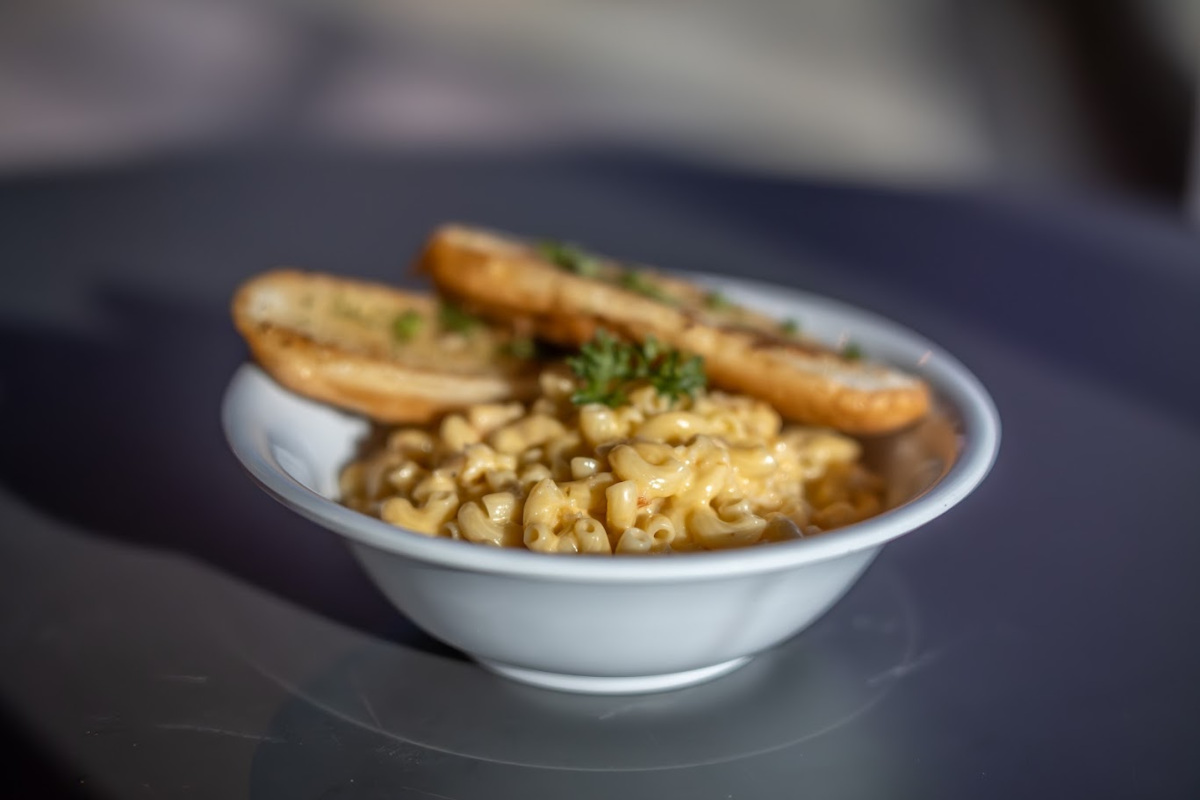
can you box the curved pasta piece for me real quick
[381,490,460,535]
[572,517,612,554]
[523,478,568,527]
[688,504,768,549]
[458,500,522,546]
[606,480,639,533]
[609,444,688,497]
[578,404,624,447]
[633,411,709,443]
[615,527,654,554]
[524,522,559,553]
[489,414,567,455]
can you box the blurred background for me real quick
[1,5,1199,796]
[0,0,1196,209]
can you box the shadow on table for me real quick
[240,565,927,798]
[0,284,453,654]
[0,701,91,800]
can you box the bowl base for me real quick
[479,656,752,695]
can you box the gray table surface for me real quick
[1,150,1198,799]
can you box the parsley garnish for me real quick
[780,318,800,336]
[537,240,600,277]
[330,296,371,324]
[647,345,707,402]
[567,330,705,407]
[499,337,537,360]
[391,309,423,343]
[841,341,864,361]
[567,331,634,407]
[536,239,679,307]
[704,290,733,311]
[438,301,480,334]
[618,270,675,305]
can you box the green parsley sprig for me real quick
[567,330,705,408]
[438,301,481,334]
[536,238,680,307]
[537,240,601,277]
[646,344,707,401]
[499,336,537,360]
[391,309,423,343]
[618,269,677,305]
[704,290,733,311]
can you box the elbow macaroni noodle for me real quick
[340,368,884,554]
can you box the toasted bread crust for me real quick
[232,269,539,423]
[419,225,930,434]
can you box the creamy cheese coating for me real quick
[340,369,884,554]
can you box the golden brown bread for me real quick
[418,224,931,434]
[231,269,541,423]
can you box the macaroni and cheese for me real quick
[340,367,884,554]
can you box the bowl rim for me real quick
[222,274,1001,583]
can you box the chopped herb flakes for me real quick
[704,290,733,311]
[780,318,800,336]
[330,296,371,324]
[500,337,537,360]
[438,301,480,334]
[390,309,423,343]
[567,330,705,408]
[618,270,675,304]
[537,240,600,277]
[536,237,679,306]
[841,341,864,361]
[646,345,707,402]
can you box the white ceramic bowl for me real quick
[222,275,1000,694]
